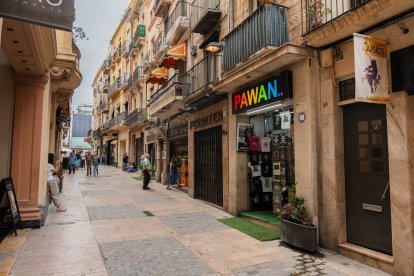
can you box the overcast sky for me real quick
[72,0,130,110]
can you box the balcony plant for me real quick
[279,184,318,252]
[306,0,331,30]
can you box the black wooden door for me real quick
[344,103,392,254]
[195,126,223,207]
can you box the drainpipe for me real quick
[227,0,231,33]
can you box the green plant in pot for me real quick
[279,184,318,252]
[306,0,332,30]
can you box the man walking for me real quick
[86,152,93,176]
[93,153,100,176]
[68,152,77,174]
[142,154,151,190]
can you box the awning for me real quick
[160,57,180,69]
[147,76,166,85]
[147,67,168,85]
[166,43,186,60]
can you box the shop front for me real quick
[106,133,118,167]
[188,101,228,208]
[231,71,294,212]
[144,127,165,181]
[167,122,189,187]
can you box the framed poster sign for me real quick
[1,177,22,235]
[237,123,254,152]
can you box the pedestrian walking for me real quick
[80,150,86,169]
[101,154,106,166]
[93,153,100,176]
[122,153,129,171]
[47,153,67,212]
[68,152,77,174]
[86,152,93,176]
[76,151,81,169]
[167,155,178,190]
[142,154,151,190]
[62,151,69,173]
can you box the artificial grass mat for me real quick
[132,176,144,181]
[239,211,281,226]
[218,217,280,241]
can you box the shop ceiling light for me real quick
[205,42,223,53]
[246,103,282,115]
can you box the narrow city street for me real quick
[7,167,386,276]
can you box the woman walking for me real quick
[47,153,67,212]
[93,153,100,176]
[167,155,177,190]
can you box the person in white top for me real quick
[47,153,67,212]
[80,151,86,169]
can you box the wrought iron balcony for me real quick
[132,66,144,85]
[125,108,147,126]
[100,101,109,113]
[153,0,171,18]
[121,40,131,57]
[120,73,129,90]
[108,77,121,98]
[103,80,109,93]
[103,59,111,73]
[165,1,190,45]
[305,0,370,32]
[113,47,122,63]
[222,3,287,72]
[143,51,156,72]
[150,74,183,105]
[93,128,101,138]
[107,112,126,129]
[191,0,221,35]
[132,25,146,53]
[153,32,168,61]
[183,54,218,97]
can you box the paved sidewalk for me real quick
[9,166,387,275]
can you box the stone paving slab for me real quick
[81,190,120,197]
[87,205,146,221]
[99,237,216,276]
[159,212,229,235]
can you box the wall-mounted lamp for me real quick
[205,42,223,54]
[397,21,409,34]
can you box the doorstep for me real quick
[0,229,31,275]
[338,243,393,275]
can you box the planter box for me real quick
[281,219,318,252]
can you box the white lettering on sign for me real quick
[39,0,62,7]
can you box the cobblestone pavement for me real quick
[10,166,388,275]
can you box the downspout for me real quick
[227,0,231,33]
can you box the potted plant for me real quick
[306,0,331,30]
[279,193,318,252]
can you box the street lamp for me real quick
[205,42,223,54]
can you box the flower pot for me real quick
[281,219,318,252]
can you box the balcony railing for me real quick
[143,51,156,71]
[93,128,101,138]
[191,0,221,34]
[132,66,144,83]
[121,40,131,57]
[154,32,167,57]
[100,101,109,113]
[120,73,129,89]
[165,1,189,34]
[108,77,121,98]
[222,3,287,72]
[150,74,183,104]
[104,59,111,73]
[153,0,171,18]
[183,54,218,97]
[125,108,148,126]
[305,0,370,32]
[108,112,126,129]
[103,80,109,92]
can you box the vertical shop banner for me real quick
[0,0,75,32]
[354,33,391,104]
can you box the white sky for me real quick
[72,0,130,110]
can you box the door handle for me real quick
[381,181,390,200]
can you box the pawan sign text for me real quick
[232,71,293,114]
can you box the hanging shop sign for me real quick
[237,123,254,152]
[232,71,293,114]
[189,110,223,130]
[167,123,188,138]
[0,0,75,32]
[354,33,391,104]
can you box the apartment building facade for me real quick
[92,0,414,274]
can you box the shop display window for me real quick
[247,107,295,212]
